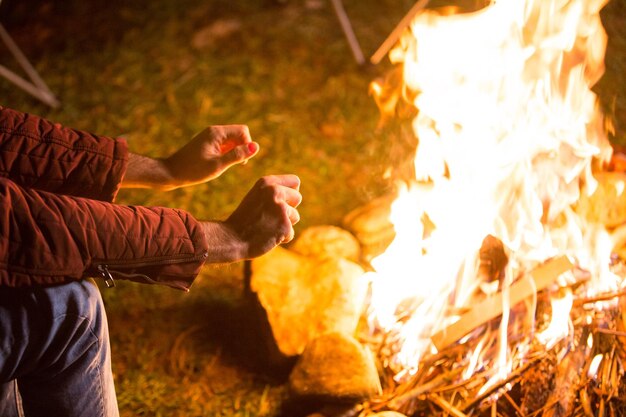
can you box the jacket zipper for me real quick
[97,264,116,288]
[95,252,209,290]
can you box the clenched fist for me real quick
[201,175,302,262]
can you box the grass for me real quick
[0,0,624,416]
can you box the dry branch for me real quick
[431,256,574,350]
[429,394,468,417]
[573,287,626,306]
[542,330,589,417]
[370,0,431,64]
[460,354,544,412]
[387,367,464,410]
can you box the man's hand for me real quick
[122,125,258,190]
[163,125,259,188]
[201,175,302,263]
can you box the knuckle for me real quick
[208,125,222,137]
[256,176,271,188]
[274,188,289,205]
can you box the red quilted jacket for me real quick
[0,106,209,290]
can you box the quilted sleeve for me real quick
[0,106,128,202]
[0,177,209,290]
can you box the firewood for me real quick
[543,330,589,417]
[461,355,544,412]
[502,391,524,416]
[369,0,431,65]
[429,394,468,417]
[617,295,626,364]
[574,288,626,307]
[388,367,464,409]
[431,256,574,350]
[520,349,557,414]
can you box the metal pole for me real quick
[330,0,366,65]
[0,23,60,107]
[0,64,60,108]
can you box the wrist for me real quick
[200,221,248,263]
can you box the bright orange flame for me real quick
[537,289,574,348]
[367,0,613,380]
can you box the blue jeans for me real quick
[0,280,118,417]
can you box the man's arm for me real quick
[0,174,301,289]
[0,106,127,202]
[0,107,258,198]
[121,125,259,191]
[0,176,207,289]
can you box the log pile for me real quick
[335,170,626,417]
[342,280,626,417]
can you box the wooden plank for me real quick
[431,255,574,350]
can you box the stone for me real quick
[342,193,396,262]
[342,194,395,240]
[250,247,367,357]
[288,332,382,402]
[291,225,361,262]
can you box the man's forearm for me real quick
[0,176,208,289]
[121,153,175,190]
[200,221,247,263]
[121,125,259,192]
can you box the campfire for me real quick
[358,0,624,415]
[248,0,624,416]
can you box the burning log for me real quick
[431,255,575,350]
[542,329,590,417]
[520,348,557,414]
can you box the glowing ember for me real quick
[588,353,604,378]
[366,0,614,385]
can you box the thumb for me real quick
[221,142,259,166]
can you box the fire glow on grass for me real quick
[366,0,616,388]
